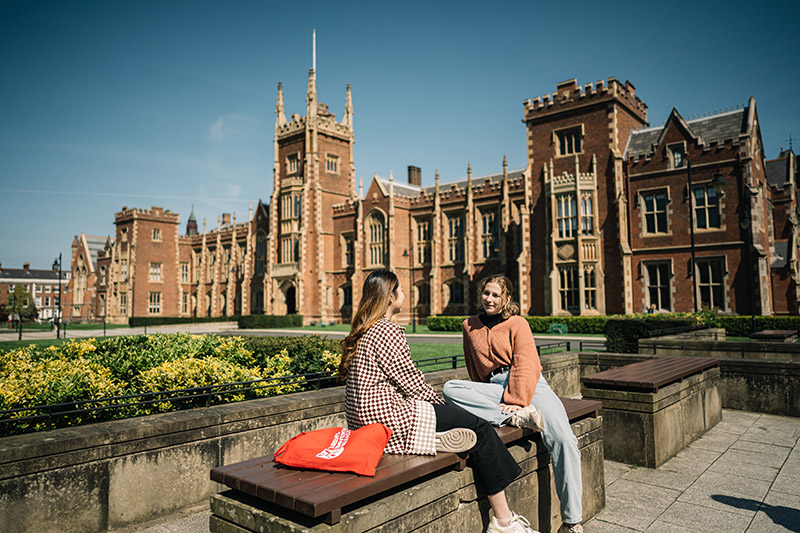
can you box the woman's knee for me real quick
[442,380,470,400]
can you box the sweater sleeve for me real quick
[462,319,482,382]
[501,317,543,407]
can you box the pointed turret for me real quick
[343,84,353,129]
[186,205,198,236]
[276,82,286,128]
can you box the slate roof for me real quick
[626,108,747,159]
[766,156,790,188]
[84,235,108,269]
[0,267,67,282]
[376,169,525,198]
[772,240,789,269]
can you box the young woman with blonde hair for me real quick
[443,275,584,533]
[342,270,537,533]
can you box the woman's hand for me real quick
[498,403,522,414]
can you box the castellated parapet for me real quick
[523,77,647,122]
[115,206,179,224]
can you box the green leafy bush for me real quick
[238,314,304,329]
[244,335,341,374]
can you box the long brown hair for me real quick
[478,275,520,319]
[339,270,399,379]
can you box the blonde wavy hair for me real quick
[339,270,399,379]
[478,275,520,319]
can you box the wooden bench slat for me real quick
[210,396,603,524]
[292,453,464,517]
[581,357,720,392]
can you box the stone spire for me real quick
[276,82,286,128]
[343,84,353,129]
[306,68,317,120]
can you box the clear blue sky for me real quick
[1,0,797,270]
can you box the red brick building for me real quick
[67,72,800,323]
[0,261,68,322]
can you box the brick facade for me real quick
[65,73,800,323]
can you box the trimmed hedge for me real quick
[238,314,304,329]
[525,316,608,334]
[604,315,698,353]
[426,316,468,331]
[129,315,238,327]
[715,315,800,337]
[427,315,609,333]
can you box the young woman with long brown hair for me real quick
[342,270,537,533]
[442,275,584,533]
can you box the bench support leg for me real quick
[324,508,341,525]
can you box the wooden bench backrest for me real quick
[210,397,601,525]
[581,356,720,392]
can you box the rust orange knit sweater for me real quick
[462,315,543,406]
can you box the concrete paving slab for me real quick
[730,439,793,466]
[740,420,800,448]
[645,520,708,532]
[688,428,739,453]
[718,410,761,426]
[658,446,721,476]
[620,466,697,492]
[657,500,752,532]
[708,450,779,482]
[677,471,770,516]
[592,479,680,531]
[748,490,800,532]
[771,463,800,496]
[584,519,640,532]
[712,449,783,477]
[604,460,633,486]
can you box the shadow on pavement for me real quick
[712,495,800,532]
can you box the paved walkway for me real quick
[109,408,799,533]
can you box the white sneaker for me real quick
[434,428,477,453]
[509,405,544,432]
[557,523,583,533]
[486,512,539,533]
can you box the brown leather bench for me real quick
[580,356,720,392]
[210,397,601,525]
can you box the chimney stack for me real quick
[408,166,421,187]
[222,213,231,225]
[23,262,30,272]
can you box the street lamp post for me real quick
[53,253,62,339]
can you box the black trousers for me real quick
[433,403,521,495]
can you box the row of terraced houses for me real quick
[43,70,800,325]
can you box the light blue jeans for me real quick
[442,372,583,524]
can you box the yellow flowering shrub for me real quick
[261,349,304,396]
[0,333,338,434]
[135,356,265,412]
[0,350,126,433]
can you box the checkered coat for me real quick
[345,318,444,455]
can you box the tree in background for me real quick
[5,285,38,322]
